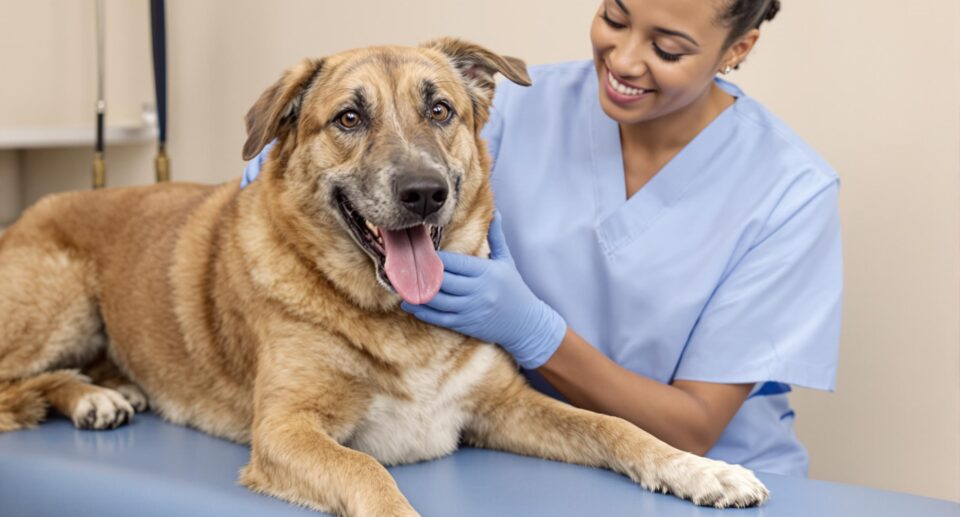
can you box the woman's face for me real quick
[590,0,738,126]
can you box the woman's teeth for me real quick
[608,72,648,96]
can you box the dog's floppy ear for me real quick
[242,58,324,161]
[422,37,531,109]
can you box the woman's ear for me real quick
[722,28,760,71]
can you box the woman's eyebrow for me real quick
[614,0,630,14]
[654,27,700,48]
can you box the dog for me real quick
[0,38,768,515]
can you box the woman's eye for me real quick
[601,10,627,30]
[336,110,362,129]
[430,102,453,123]
[653,44,683,63]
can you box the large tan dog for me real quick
[0,39,768,515]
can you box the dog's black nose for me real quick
[396,174,448,218]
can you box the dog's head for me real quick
[242,38,530,309]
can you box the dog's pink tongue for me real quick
[381,226,443,305]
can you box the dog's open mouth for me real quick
[336,190,444,305]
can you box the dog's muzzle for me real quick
[335,189,445,305]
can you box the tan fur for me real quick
[0,370,82,431]
[0,40,767,515]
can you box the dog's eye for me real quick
[430,102,452,123]
[336,110,362,130]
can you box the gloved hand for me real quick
[401,212,567,369]
[241,140,275,188]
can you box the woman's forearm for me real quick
[536,328,752,456]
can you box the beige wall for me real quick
[2,0,958,502]
[737,1,960,503]
[0,0,155,214]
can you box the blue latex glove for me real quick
[241,140,275,188]
[402,212,567,369]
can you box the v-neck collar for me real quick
[588,77,743,255]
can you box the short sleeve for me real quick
[674,178,843,391]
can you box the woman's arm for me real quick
[538,327,752,456]
[403,215,753,456]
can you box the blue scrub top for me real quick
[482,60,842,476]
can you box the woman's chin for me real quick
[598,93,658,126]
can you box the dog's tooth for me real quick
[365,220,378,233]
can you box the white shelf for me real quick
[0,122,158,150]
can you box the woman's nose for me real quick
[607,39,648,79]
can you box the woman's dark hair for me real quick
[719,0,781,48]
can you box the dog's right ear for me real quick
[242,58,324,161]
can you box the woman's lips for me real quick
[604,70,654,105]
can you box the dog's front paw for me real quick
[657,454,769,508]
[72,388,135,430]
[114,384,149,412]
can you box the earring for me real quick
[721,64,734,75]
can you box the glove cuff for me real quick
[514,303,567,370]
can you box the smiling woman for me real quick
[429,0,840,477]
[243,0,842,479]
[590,0,778,194]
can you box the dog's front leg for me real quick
[464,368,769,508]
[239,350,418,517]
[241,411,417,517]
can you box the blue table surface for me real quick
[0,413,956,517]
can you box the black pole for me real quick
[93,0,106,189]
[95,111,104,154]
[150,0,169,182]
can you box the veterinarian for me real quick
[242,0,841,477]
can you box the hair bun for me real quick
[764,0,781,23]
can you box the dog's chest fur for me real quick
[345,344,498,465]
